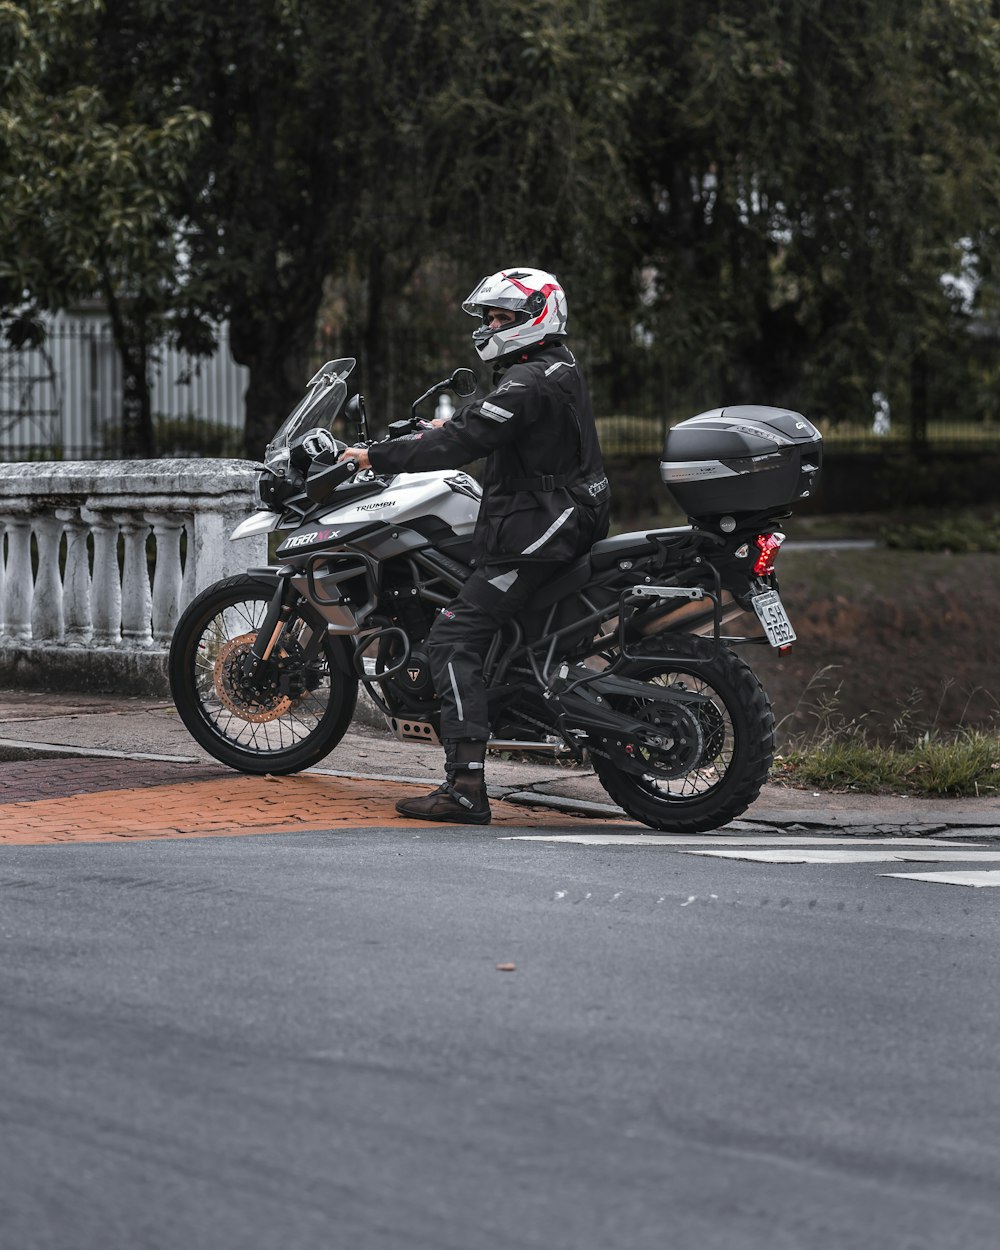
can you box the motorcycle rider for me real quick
[339,267,611,824]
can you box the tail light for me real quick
[753,531,785,576]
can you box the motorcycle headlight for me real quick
[255,470,281,508]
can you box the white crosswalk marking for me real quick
[502,832,1000,887]
[503,834,976,849]
[883,871,1000,887]
[676,849,1000,864]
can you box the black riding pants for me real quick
[426,562,559,743]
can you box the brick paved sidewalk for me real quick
[0,757,626,845]
[0,757,233,802]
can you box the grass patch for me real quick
[816,418,1000,450]
[880,510,1000,553]
[596,415,664,457]
[776,543,992,600]
[775,669,1000,797]
[775,731,1000,798]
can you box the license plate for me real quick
[751,588,797,647]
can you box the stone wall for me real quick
[0,460,267,695]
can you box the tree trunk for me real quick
[99,272,156,458]
[228,267,327,454]
[910,350,929,450]
[118,333,156,458]
[241,359,303,457]
[362,246,390,435]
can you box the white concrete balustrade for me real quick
[0,460,267,693]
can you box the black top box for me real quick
[660,405,823,520]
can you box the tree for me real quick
[7,0,1000,460]
[417,0,634,393]
[323,0,633,427]
[621,0,1000,437]
[94,0,631,450]
[0,0,207,455]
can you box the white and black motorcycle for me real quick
[168,357,822,832]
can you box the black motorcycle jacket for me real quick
[368,342,611,565]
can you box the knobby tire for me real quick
[591,635,775,833]
[168,573,358,775]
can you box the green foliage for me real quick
[776,731,1000,798]
[316,0,632,436]
[79,0,629,449]
[594,415,663,456]
[154,416,242,458]
[3,0,1000,458]
[98,413,243,458]
[0,1,206,306]
[880,512,1000,553]
[431,1,631,268]
[622,0,1000,432]
[0,0,209,453]
[775,648,1000,795]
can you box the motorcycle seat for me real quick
[529,555,593,609]
[590,525,694,571]
[590,531,656,570]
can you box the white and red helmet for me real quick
[462,268,568,362]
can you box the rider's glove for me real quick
[302,428,338,458]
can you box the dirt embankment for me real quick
[748,548,999,743]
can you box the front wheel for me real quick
[590,636,775,833]
[168,574,358,774]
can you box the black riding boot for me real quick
[394,740,491,825]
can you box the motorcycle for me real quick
[168,357,822,832]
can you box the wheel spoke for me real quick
[186,593,336,758]
[586,637,774,831]
[622,667,735,801]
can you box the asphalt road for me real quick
[2,826,999,1250]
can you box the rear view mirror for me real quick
[450,368,478,397]
[344,393,369,441]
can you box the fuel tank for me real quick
[275,470,480,558]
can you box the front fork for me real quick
[239,576,300,686]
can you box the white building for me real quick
[0,308,249,460]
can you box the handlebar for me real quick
[388,416,421,438]
[305,456,359,504]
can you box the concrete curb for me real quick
[0,654,399,732]
[3,734,998,836]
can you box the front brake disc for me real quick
[213,632,292,723]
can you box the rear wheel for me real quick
[590,636,774,833]
[168,574,358,774]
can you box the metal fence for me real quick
[3,311,998,461]
[0,312,248,461]
[591,414,1000,458]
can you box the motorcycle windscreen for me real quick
[265,358,356,467]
